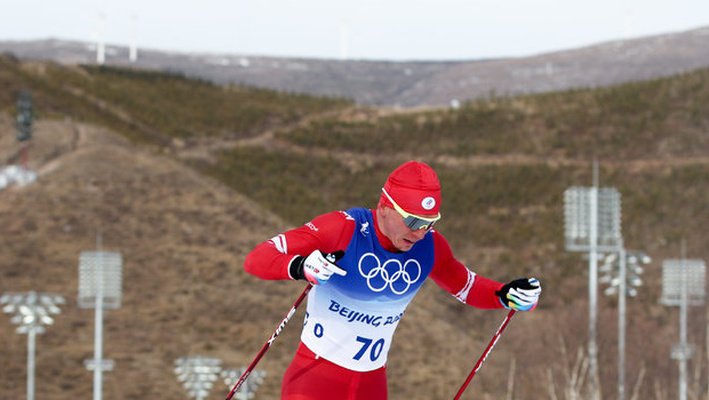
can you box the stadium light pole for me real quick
[1,291,65,400]
[221,367,266,400]
[564,161,622,400]
[601,249,650,400]
[16,90,33,150]
[11,90,38,186]
[175,356,222,400]
[78,234,123,400]
[660,244,705,400]
[129,12,138,62]
[96,11,106,65]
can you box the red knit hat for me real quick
[381,161,441,216]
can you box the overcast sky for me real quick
[2,0,708,61]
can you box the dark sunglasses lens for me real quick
[404,216,434,230]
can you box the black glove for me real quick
[496,278,541,311]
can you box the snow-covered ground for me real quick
[0,165,37,190]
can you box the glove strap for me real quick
[288,255,306,281]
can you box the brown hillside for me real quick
[0,117,294,399]
[0,117,557,399]
[1,60,708,400]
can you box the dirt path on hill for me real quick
[171,104,709,173]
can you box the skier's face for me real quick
[378,206,432,252]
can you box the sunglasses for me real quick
[381,188,441,231]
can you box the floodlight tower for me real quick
[660,250,705,400]
[175,356,222,400]
[221,367,266,399]
[1,291,65,400]
[78,234,123,400]
[564,161,622,400]
[16,90,33,142]
[601,249,650,400]
[96,11,106,65]
[16,90,33,169]
[129,12,138,63]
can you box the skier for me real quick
[244,160,541,399]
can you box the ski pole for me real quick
[453,310,516,400]
[225,284,312,400]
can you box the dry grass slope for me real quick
[0,58,707,399]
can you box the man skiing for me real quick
[244,160,541,399]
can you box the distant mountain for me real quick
[2,26,708,107]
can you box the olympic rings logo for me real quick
[358,252,422,295]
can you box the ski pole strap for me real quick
[453,310,516,400]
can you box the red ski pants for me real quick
[281,342,388,400]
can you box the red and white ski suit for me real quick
[245,208,504,399]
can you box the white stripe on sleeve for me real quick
[453,269,476,303]
[268,234,288,254]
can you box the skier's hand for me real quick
[290,250,346,285]
[496,278,541,311]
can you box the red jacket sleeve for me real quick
[428,231,504,309]
[244,211,355,280]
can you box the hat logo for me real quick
[421,197,436,210]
